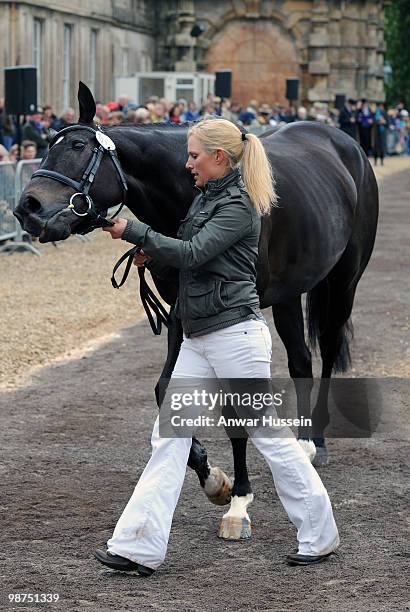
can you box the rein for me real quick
[31,124,128,234]
[111,246,170,335]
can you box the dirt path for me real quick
[0,162,409,611]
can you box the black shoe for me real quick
[286,550,336,566]
[93,549,154,576]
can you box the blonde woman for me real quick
[96,118,339,574]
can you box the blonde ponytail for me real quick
[241,132,277,214]
[188,118,277,215]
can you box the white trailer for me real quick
[115,71,215,106]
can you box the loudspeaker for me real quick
[215,70,232,99]
[190,23,205,38]
[335,94,346,110]
[286,77,299,101]
[5,66,37,115]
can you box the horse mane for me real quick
[104,121,196,132]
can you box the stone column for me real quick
[172,0,197,72]
[307,0,331,101]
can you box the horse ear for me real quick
[78,81,96,125]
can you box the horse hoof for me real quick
[203,467,232,506]
[312,445,328,467]
[217,493,253,540]
[218,516,252,540]
[298,439,316,463]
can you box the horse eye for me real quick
[72,141,86,150]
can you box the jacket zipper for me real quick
[181,190,205,335]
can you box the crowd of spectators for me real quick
[0,93,409,164]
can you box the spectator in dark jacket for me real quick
[372,102,388,165]
[356,99,374,156]
[22,109,48,158]
[0,98,16,150]
[338,99,358,140]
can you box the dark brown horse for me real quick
[15,83,378,538]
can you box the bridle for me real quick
[31,124,128,234]
[32,123,170,334]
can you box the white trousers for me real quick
[107,320,339,569]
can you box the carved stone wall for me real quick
[159,0,387,105]
[206,20,300,105]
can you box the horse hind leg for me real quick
[272,297,316,462]
[308,276,357,466]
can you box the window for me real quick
[176,77,195,104]
[89,30,98,95]
[63,25,72,108]
[140,53,151,72]
[140,77,164,102]
[122,48,129,77]
[33,19,43,101]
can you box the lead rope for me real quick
[111,246,170,335]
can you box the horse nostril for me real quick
[24,196,42,214]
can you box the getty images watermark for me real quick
[157,377,405,439]
[158,378,315,438]
[169,388,311,429]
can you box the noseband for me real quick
[31,124,128,234]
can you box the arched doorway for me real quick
[205,19,300,105]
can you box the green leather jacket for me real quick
[121,168,263,337]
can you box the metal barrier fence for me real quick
[0,159,42,255]
[0,161,17,242]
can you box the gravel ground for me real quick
[1,216,146,390]
[0,156,409,612]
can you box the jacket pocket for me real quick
[177,216,189,239]
[186,280,226,318]
[190,213,210,236]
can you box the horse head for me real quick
[14,82,127,242]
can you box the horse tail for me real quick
[306,278,354,373]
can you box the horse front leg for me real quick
[155,308,231,506]
[218,436,253,540]
[215,403,252,540]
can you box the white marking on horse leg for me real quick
[298,439,317,463]
[218,493,254,540]
[203,466,232,506]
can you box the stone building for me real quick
[0,0,156,112]
[160,0,388,105]
[0,0,388,113]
